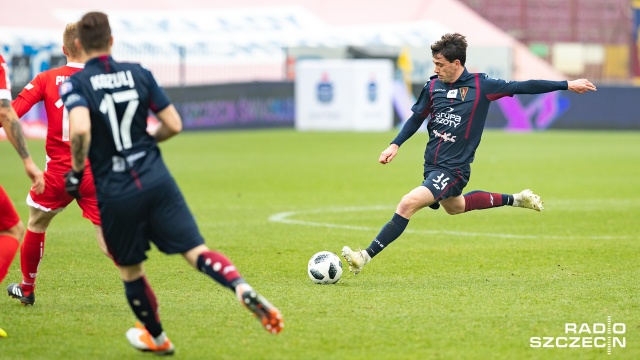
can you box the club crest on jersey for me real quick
[459,87,469,101]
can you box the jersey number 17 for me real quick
[100,89,140,151]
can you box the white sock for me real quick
[153,332,168,346]
[361,250,371,263]
[512,193,521,207]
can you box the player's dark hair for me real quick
[78,12,111,53]
[63,22,81,58]
[431,33,468,66]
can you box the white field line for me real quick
[268,206,633,240]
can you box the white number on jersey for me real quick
[99,89,140,151]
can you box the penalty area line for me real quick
[268,206,630,241]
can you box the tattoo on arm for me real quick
[1,99,30,159]
[71,133,90,171]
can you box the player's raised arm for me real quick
[567,79,597,93]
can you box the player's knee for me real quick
[442,202,465,215]
[440,197,466,215]
[397,194,422,217]
[27,213,52,232]
[27,207,56,233]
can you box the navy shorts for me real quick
[421,167,470,201]
[99,177,205,266]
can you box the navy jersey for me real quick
[392,69,567,172]
[60,55,172,201]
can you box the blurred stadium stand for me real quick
[459,0,632,84]
[1,0,592,88]
[1,0,638,134]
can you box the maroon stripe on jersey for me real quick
[429,80,439,164]
[487,93,510,101]
[99,55,110,72]
[130,169,143,190]
[426,80,436,118]
[465,74,481,139]
[432,138,443,165]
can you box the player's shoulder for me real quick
[476,73,506,82]
[114,60,147,71]
[34,66,77,82]
[421,75,438,90]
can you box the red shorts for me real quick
[26,170,101,225]
[0,185,21,231]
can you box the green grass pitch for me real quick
[0,129,638,359]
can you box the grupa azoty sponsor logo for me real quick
[433,107,461,128]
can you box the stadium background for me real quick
[1,0,639,135]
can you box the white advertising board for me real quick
[295,59,393,131]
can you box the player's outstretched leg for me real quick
[125,322,175,355]
[341,246,371,275]
[513,189,544,211]
[235,283,284,334]
[7,283,35,305]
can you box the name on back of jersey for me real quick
[90,70,135,91]
[55,76,71,85]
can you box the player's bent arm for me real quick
[68,106,91,172]
[0,99,44,193]
[152,104,182,142]
[511,80,568,94]
[391,113,425,147]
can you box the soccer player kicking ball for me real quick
[60,12,283,355]
[342,33,596,275]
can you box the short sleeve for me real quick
[410,81,432,117]
[142,67,171,113]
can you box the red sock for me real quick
[20,230,45,294]
[464,191,505,212]
[0,235,20,283]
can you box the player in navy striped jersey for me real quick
[60,12,282,355]
[342,33,596,275]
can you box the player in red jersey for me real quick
[0,55,44,284]
[6,23,110,306]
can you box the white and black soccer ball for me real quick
[307,251,343,284]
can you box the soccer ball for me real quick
[307,251,343,284]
